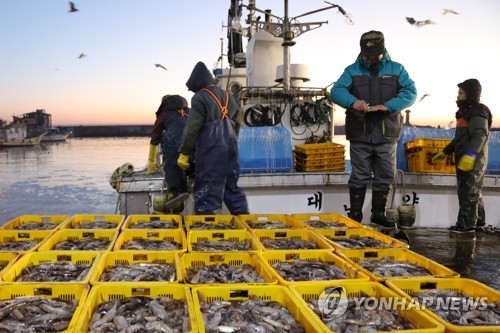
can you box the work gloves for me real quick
[431,152,447,165]
[457,151,476,172]
[177,153,190,170]
[146,144,159,176]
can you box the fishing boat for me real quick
[12,108,71,143]
[40,127,71,142]
[115,0,500,230]
[0,122,45,148]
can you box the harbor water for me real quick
[0,137,498,290]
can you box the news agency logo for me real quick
[318,286,490,320]
[318,287,348,319]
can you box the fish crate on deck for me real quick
[186,229,263,252]
[0,230,52,254]
[0,252,20,278]
[114,229,187,254]
[0,250,99,284]
[291,213,366,229]
[315,227,409,250]
[385,278,500,333]
[191,284,323,333]
[259,250,369,286]
[1,214,69,231]
[294,142,346,172]
[37,229,119,252]
[405,138,456,174]
[253,229,335,251]
[180,252,277,286]
[61,214,125,230]
[121,214,183,230]
[89,251,182,285]
[337,248,460,282]
[238,213,308,230]
[74,284,198,333]
[184,214,246,231]
[289,281,445,333]
[0,283,90,333]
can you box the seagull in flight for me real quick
[78,53,86,59]
[155,64,168,71]
[419,94,430,103]
[406,17,436,28]
[69,2,79,13]
[443,9,459,15]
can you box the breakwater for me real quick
[59,125,152,138]
[58,124,347,138]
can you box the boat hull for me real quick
[0,134,45,147]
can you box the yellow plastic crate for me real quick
[238,213,308,230]
[295,142,345,156]
[74,284,198,333]
[253,229,334,251]
[191,285,322,333]
[405,138,452,151]
[337,248,460,282]
[62,214,125,230]
[89,250,181,284]
[296,162,345,172]
[386,278,500,333]
[291,213,366,229]
[0,250,99,284]
[290,281,445,333]
[122,214,182,230]
[295,155,345,167]
[315,227,409,250]
[187,229,262,252]
[0,252,19,278]
[184,214,246,231]
[259,250,369,286]
[0,283,89,333]
[180,251,277,286]
[114,229,187,253]
[37,229,119,252]
[1,214,69,231]
[0,230,52,253]
[406,147,456,174]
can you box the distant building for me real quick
[12,109,52,130]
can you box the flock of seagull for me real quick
[66,1,459,84]
[68,1,167,71]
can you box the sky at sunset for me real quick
[0,0,499,127]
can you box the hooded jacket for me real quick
[443,79,492,160]
[330,51,417,143]
[180,62,241,155]
[150,95,189,145]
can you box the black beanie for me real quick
[458,78,481,104]
[360,30,385,57]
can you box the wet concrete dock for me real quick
[404,228,499,290]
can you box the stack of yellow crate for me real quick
[294,142,345,172]
[405,138,456,173]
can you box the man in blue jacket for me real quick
[177,62,249,215]
[331,30,417,228]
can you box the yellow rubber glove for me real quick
[457,151,476,172]
[431,152,447,165]
[177,153,190,170]
[146,144,159,176]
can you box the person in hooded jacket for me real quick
[177,61,249,215]
[433,79,493,233]
[330,30,417,229]
[147,94,191,213]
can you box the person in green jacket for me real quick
[433,79,493,233]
